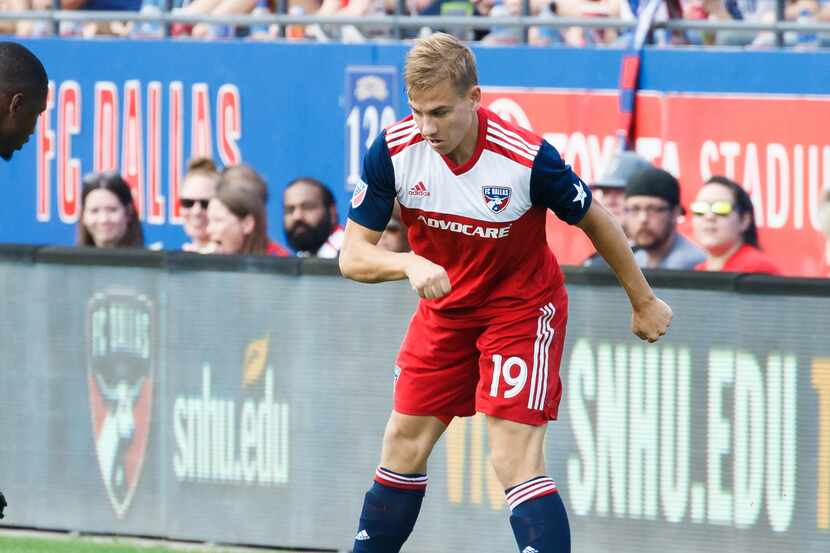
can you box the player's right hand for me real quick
[631,296,673,343]
[404,255,452,300]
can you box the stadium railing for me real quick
[2,1,830,45]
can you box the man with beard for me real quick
[0,41,48,162]
[0,41,47,523]
[283,177,344,257]
[623,166,706,269]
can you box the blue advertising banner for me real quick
[0,39,828,258]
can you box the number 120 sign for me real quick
[344,66,399,191]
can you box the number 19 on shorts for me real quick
[489,354,528,399]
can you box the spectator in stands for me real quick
[623,166,706,269]
[820,188,830,276]
[377,201,409,253]
[700,0,807,48]
[207,173,289,256]
[222,163,269,204]
[583,150,652,267]
[482,0,565,45]
[398,0,490,42]
[282,176,343,258]
[15,0,142,37]
[180,157,221,253]
[177,0,281,39]
[554,0,618,47]
[691,175,781,274]
[77,171,144,248]
[592,150,651,226]
[308,0,385,41]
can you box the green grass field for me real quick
[0,534,306,553]
[0,535,211,553]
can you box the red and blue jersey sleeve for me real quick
[530,140,592,225]
[347,131,397,232]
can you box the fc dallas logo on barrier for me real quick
[86,290,155,519]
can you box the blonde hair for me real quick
[404,32,478,98]
[184,157,221,187]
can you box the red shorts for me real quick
[394,286,568,426]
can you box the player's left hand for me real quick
[0,490,7,519]
[631,296,672,343]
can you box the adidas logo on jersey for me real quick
[408,181,431,197]
[522,547,539,553]
[355,530,370,541]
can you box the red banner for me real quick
[482,89,830,277]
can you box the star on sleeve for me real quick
[572,180,587,209]
[529,141,592,225]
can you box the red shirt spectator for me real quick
[691,176,783,276]
[695,243,782,275]
[267,241,291,257]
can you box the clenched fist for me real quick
[631,296,673,343]
[405,255,452,300]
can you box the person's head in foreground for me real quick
[0,41,48,161]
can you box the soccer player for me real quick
[339,33,672,553]
[0,41,46,522]
[0,41,48,162]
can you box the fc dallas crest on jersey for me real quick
[482,186,512,213]
[87,291,156,519]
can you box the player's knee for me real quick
[381,421,431,470]
[489,446,544,488]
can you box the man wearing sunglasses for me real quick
[623,166,706,269]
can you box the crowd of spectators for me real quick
[1,0,829,47]
[76,157,410,258]
[583,150,785,275]
[70,146,828,278]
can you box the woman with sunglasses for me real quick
[78,171,144,248]
[180,158,221,253]
[691,176,781,275]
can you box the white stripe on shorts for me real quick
[528,303,555,411]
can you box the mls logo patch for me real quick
[351,179,368,208]
[482,186,512,213]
